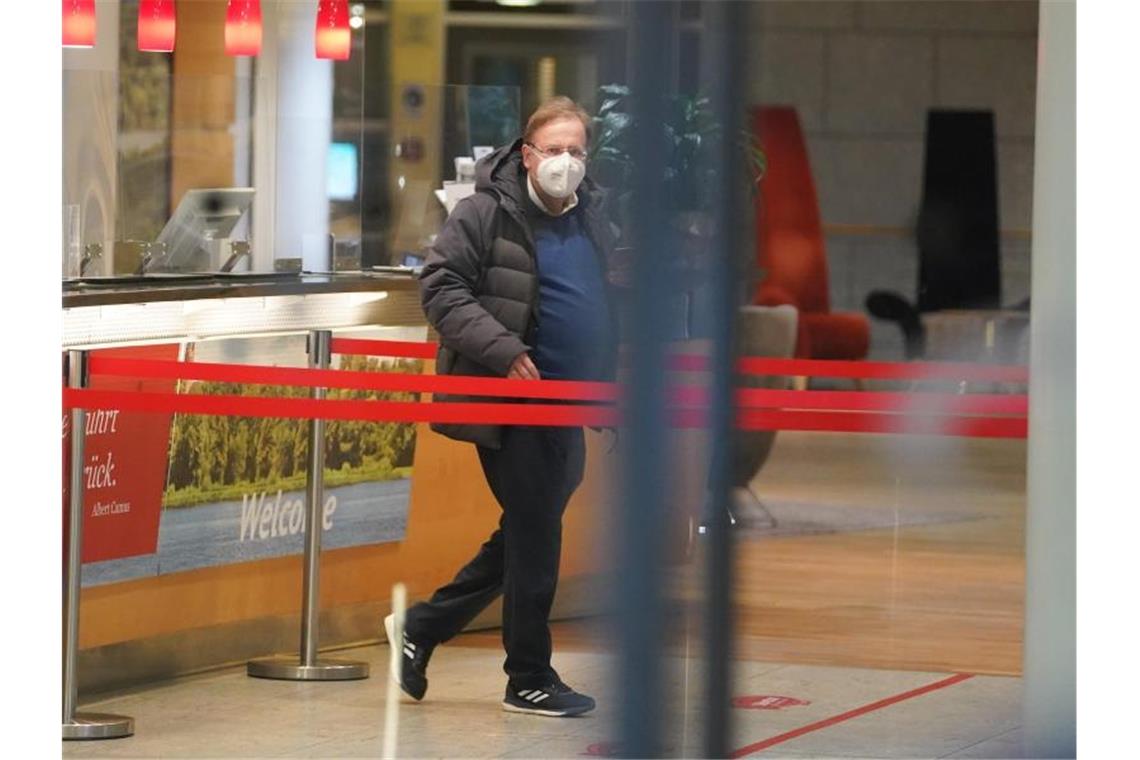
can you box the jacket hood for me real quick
[474,137,605,213]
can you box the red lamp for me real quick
[315,0,351,61]
[138,0,176,53]
[62,0,96,48]
[225,0,262,57]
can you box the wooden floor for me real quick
[461,431,1027,677]
[731,432,1026,676]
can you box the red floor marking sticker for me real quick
[733,695,811,710]
[581,741,621,757]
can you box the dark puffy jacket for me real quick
[419,138,619,449]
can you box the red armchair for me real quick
[752,106,870,361]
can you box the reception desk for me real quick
[63,272,612,695]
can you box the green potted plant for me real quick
[590,83,767,334]
[590,84,766,229]
[591,86,792,533]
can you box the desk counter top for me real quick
[62,271,420,309]
[62,272,428,349]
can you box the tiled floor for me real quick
[62,431,1028,758]
[63,632,1022,759]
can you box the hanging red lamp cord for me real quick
[138,0,177,53]
[62,0,96,48]
[225,0,262,57]
[315,0,351,61]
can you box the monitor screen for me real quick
[155,188,254,272]
[327,142,359,201]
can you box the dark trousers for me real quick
[404,425,586,689]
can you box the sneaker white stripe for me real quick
[532,693,551,704]
[517,690,532,698]
[527,691,547,702]
[403,646,415,658]
[405,640,416,650]
[503,701,578,717]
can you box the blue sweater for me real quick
[529,209,610,381]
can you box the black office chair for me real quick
[865,110,1026,359]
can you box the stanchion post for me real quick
[63,350,134,740]
[301,329,332,667]
[247,330,369,681]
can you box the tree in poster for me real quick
[164,356,423,508]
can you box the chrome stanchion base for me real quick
[247,657,370,681]
[62,712,134,740]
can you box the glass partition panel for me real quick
[383,83,520,268]
[266,0,364,274]
[114,22,172,247]
[62,5,520,280]
[62,0,121,279]
[62,0,370,279]
[62,59,121,278]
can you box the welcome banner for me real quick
[80,326,426,586]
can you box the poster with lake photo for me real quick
[83,325,427,586]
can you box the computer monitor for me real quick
[327,142,359,201]
[154,188,254,272]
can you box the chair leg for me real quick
[717,485,777,531]
[743,485,777,529]
[793,375,809,392]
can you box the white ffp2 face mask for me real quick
[535,152,586,199]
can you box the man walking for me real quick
[385,97,618,717]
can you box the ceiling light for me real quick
[62,0,96,48]
[225,0,263,57]
[138,0,176,53]
[316,0,351,60]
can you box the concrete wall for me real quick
[746,0,1038,359]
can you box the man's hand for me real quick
[507,353,540,380]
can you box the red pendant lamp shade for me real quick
[62,0,96,48]
[225,0,262,57]
[138,0,176,53]
[315,0,351,61]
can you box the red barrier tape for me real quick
[736,356,1028,383]
[89,357,1026,416]
[88,356,617,402]
[63,389,1027,438]
[64,388,615,427]
[328,337,1029,383]
[681,355,1028,383]
[731,388,1027,415]
[734,409,1026,439]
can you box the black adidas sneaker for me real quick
[384,614,431,701]
[502,680,596,717]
